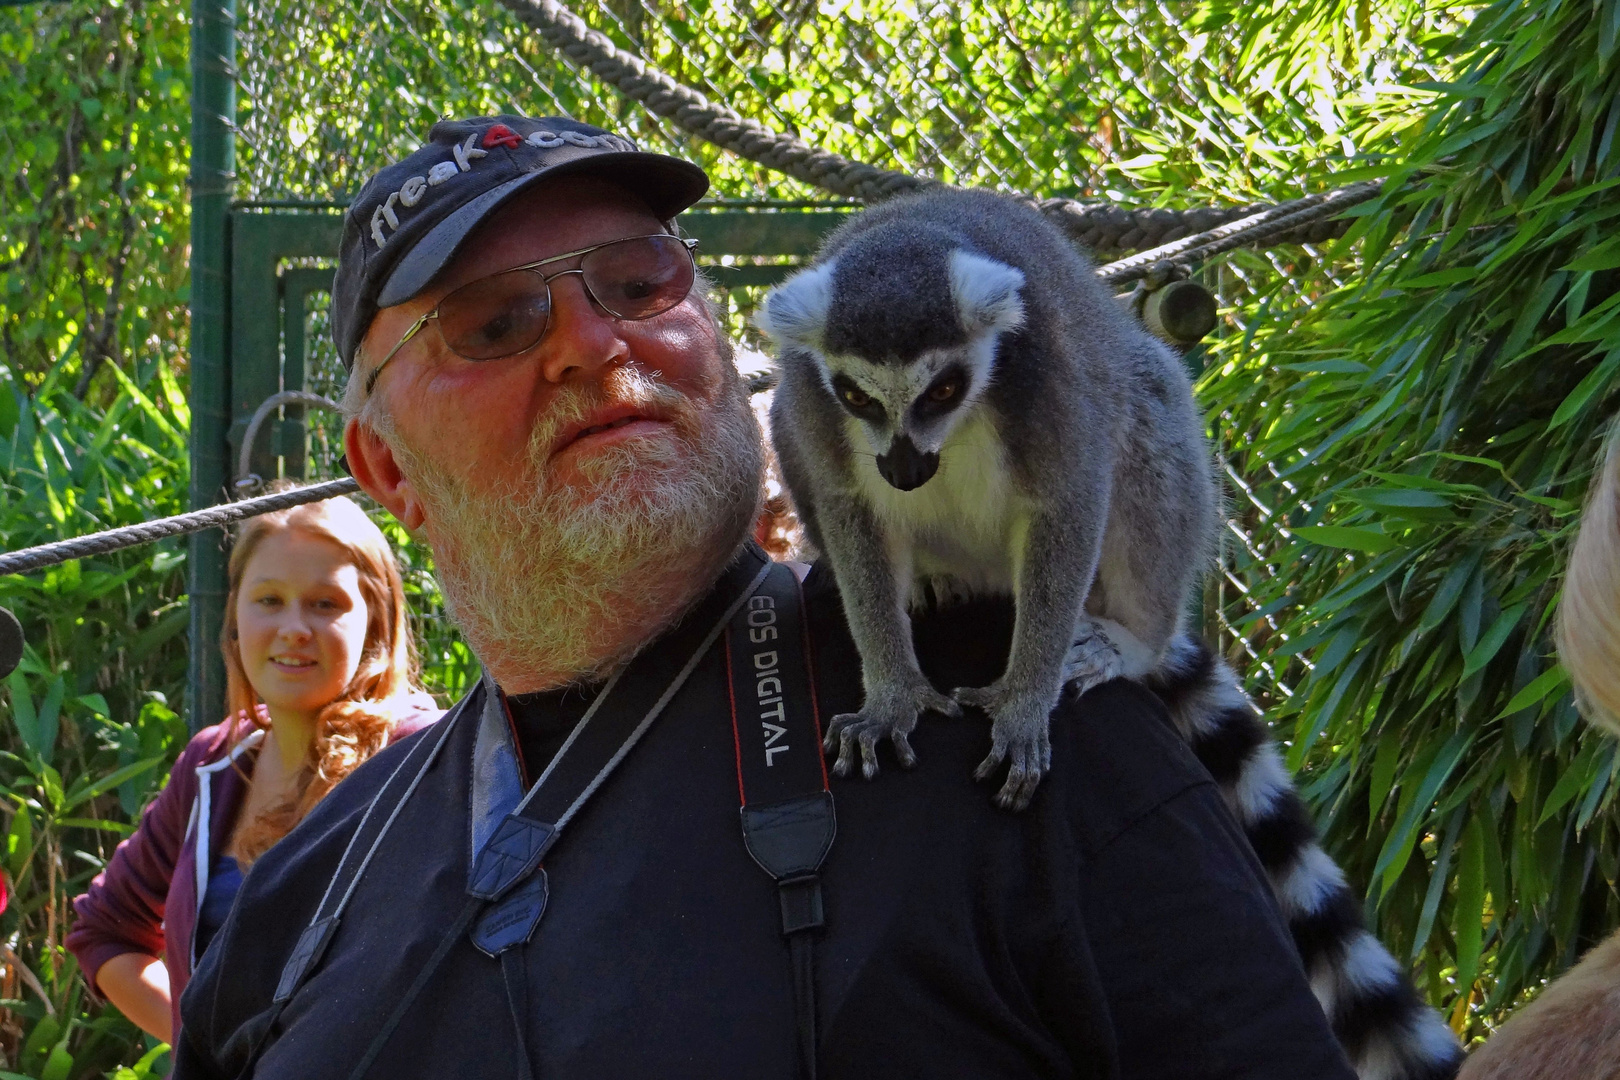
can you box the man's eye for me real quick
[470,314,515,347]
[841,386,871,408]
[927,378,961,403]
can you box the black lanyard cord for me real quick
[344,896,485,1080]
[232,712,468,1080]
[789,932,818,1080]
[501,949,537,1080]
[310,711,464,922]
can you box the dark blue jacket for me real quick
[176,550,1354,1079]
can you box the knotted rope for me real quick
[495,0,1375,261]
[0,0,1390,578]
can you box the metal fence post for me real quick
[188,0,235,731]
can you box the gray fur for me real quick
[758,188,1217,809]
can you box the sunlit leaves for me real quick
[0,0,191,398]
[1200,0,1620,1043]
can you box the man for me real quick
[176,115,1356,1079]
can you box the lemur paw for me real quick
[954,682,1053,812]
[1061,619,1126,697]
[824,681,959,780]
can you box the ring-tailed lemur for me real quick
[756,187,1463,1080]
[758,187,1217,812]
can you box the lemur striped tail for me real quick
[1142,634,1464,1080]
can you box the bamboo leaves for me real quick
[1203,0,1620,1042]
[1454,816,1487,992]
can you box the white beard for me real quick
[389,364,765,688]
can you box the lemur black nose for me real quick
[877,436,939,491]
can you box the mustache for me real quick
[528,367,698,461]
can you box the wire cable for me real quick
[0,478,360,577]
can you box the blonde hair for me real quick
[220,489,425,864]
[1557,425,1620,735]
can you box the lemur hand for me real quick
[1061,618,1126,697]
[955,681,1053,812]
[824,680,960,780]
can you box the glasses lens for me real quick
[438,271,552,360]
[581,236,696,320]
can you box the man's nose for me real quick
[537,273,632,384]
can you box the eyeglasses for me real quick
[364,233,701,396]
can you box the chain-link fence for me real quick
[226,0,1449,707]
[234,0,1437,203]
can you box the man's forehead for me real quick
[432,180,667,297]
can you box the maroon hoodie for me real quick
[67,706,440,1037]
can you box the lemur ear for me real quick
[949,250,1026,335]
[755,260,838,350]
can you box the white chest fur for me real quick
[848,413,1026,601]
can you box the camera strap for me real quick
[254,551,833,1080]
[725,561,834,1080]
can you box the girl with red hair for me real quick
[68,493,440,1043]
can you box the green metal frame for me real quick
[188,195,853,728]
[186,0,235,732]
[228,210,344,483]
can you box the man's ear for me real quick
[344,417,428,533]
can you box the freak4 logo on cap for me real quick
[369,133,487,249]
[368,123,642,250]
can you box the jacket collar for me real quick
[196,727,266,776]
[469,674,525,876]
[189,726,264,969]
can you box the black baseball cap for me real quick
[331,115,709,371]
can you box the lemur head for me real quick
[756,223,1025,491]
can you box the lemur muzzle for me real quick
[877,435,939,491]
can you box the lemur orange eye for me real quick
[927,378,961,403]
[841,386,871,408]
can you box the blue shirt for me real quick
[194,852,243,960]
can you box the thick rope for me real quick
[499,0,927,203]
[1097,180,1384,287]
[495,0,1366,255]
[0,478,360,577]
[0,9,1384,579]
[1032,196,1349,256]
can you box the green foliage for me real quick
[12,0,1620,1066]
[0,357,190,1074]
[0,0,191,398]
[231,0,1451,206]
[1202,0,1620,1041]
[2,3,196,1067]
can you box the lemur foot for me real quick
[824,681,960,780]
[1061,619,1126,697]
[954,682,1053,812]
